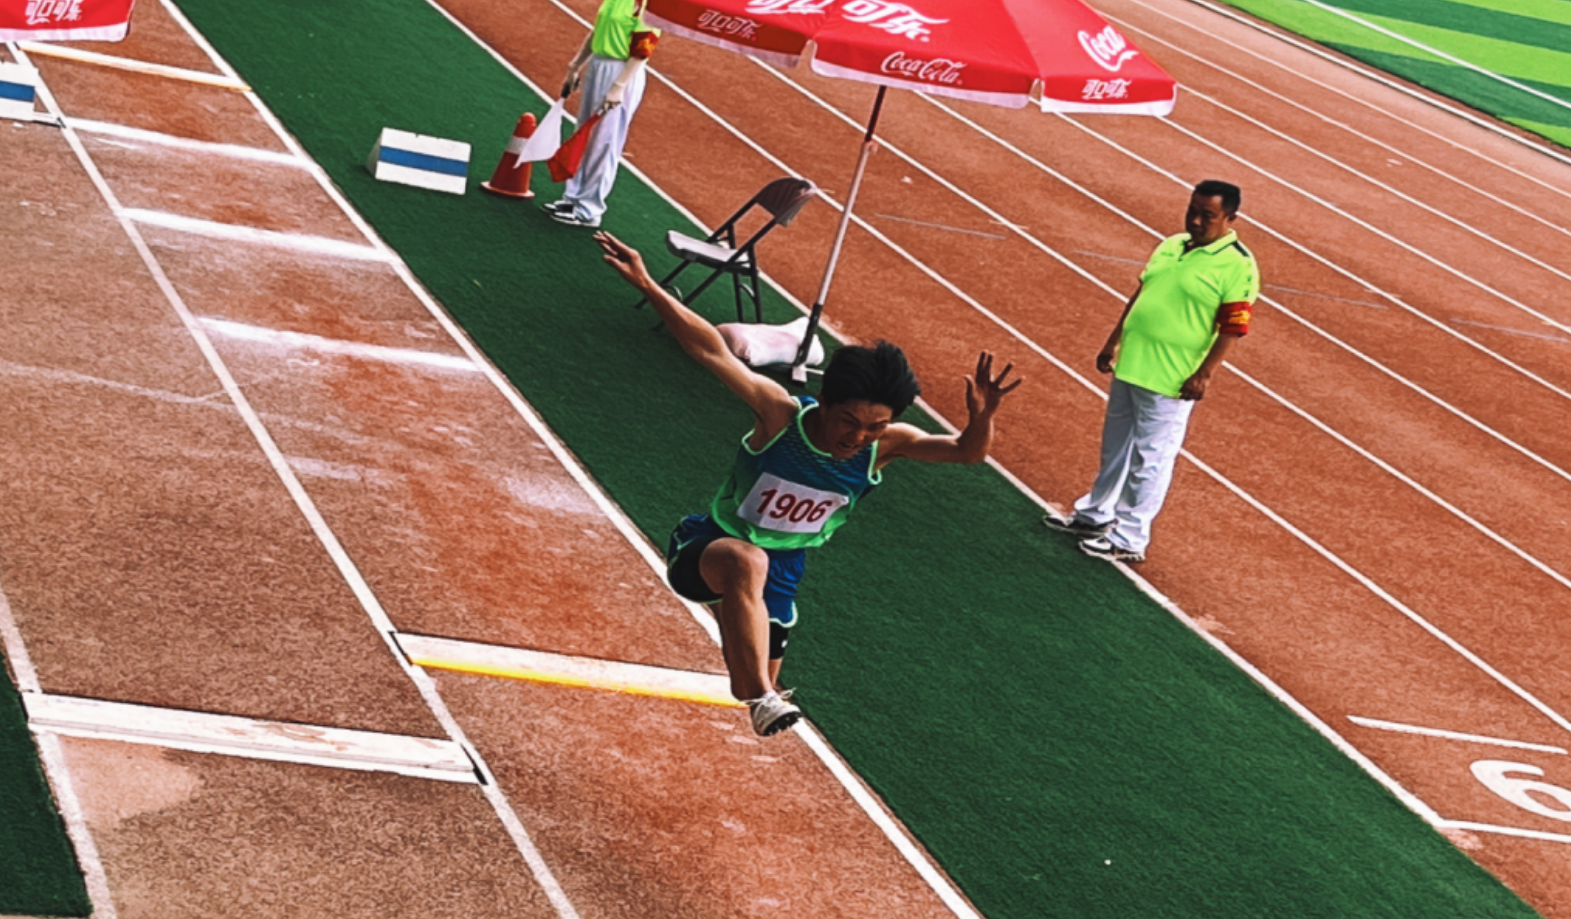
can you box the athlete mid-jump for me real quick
[595,231,1021,736]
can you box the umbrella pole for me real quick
[791,86,887,382]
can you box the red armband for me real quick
[630,30,660,60]
[1217,301,1252,336]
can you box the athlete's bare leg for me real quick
[699,538,774,701]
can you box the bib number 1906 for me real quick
[738,473,848,535]
[755,488,836,525]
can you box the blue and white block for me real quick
[0,62,41,123]
[366,128,470,195]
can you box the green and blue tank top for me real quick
[711,397,880,550]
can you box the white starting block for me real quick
[0,61,44,123]
[719,317,826,369]
[366,128,470,195]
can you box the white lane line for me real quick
[1149,113,1571,338]
[0,581,119,919]
[16,40,249,91]
[1451,318,1571,344]
[1348,716,1568,755]
[25,694,478,782]
[1300,0,1571,117]
[1044,109,1571,408]
[399,635,743,708]
[873,213,1011,239]
[1107,7,1571,243]
[66,117,306,167]
[197,318,481,373]
[1171,0,1571,174]
[619,38,1571,743]
[119,209,391,262]
[1439,821,1571,846]
[22,38,585,919]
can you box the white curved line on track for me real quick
[606,21,1571,741]
[22,23,587,919]
[1120,0,1571,216]
[923,95,1571,491]
[1173,0,1571,173]
[1106,13,1571,245]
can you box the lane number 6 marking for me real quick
[1472,761,1571,822]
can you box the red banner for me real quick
[0,0,136,42]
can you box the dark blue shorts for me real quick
[665,514,805,659]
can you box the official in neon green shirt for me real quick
[1041,180,1259,563]
[543,0,662,227]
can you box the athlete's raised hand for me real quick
[965,351,1021,419]
[594,231,651,289]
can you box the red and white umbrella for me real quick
[1,0,137,41]
[643,0,1177,373]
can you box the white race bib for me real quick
[737,473,849,534]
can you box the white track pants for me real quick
[562,55,646,223]
[1072,378,1195,554]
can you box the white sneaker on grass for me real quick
[747,691,801,737]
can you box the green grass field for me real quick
[162,0,1545,914]
[1218,0,1571,149]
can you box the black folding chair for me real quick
[635,177,818,323]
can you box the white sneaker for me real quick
[747,691,801,737]
[548,208,600,228]
[1079,535,1145,564]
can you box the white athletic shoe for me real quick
[1078,536,1145,564]
[747,691,802,737]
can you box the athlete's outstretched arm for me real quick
[877,352,1021,468]
[596,232,796,427]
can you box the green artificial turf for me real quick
[1218,0,1571,149]
[0,652,90,916]
[168,0,1543,914]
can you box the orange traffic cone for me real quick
[481,113,537,199]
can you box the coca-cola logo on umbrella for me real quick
[744,0,948,42]
[25,0,87,25]
[1078,25,1139,72]
[696,10,762,40]
[881,52,964,86]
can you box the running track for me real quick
[5,0,1571,914]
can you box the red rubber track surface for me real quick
[4,0,1571,914]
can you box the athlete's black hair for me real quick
[1192,179,1242,215]
[818,340,921,417]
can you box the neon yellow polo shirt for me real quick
[591,0,658,60]
[1115,230,1260,398]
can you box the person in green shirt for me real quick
[542,0,661,228]
[1042,180,1259,564]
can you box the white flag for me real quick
[512,99,566,167]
